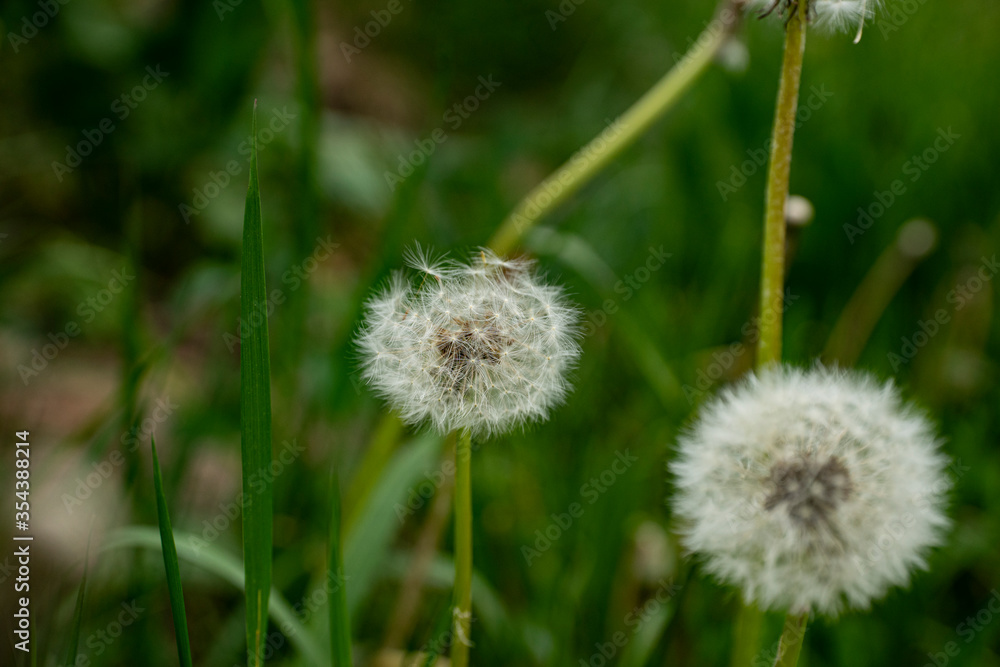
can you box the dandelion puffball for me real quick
[747,0,878,38]
[357,247,580,438]
[671,365,950,616]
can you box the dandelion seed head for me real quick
[671,365,950,616]
[747,0,879,39]
[357,247,581,437]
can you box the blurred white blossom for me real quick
[671,365,950,616]
[357,246,580,437]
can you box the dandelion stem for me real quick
[757,0,808,368]
[773,612,808,667]
[451,428,473,667]
[731,603,763,667]
[488,0,744,255]
[738,6,808,665]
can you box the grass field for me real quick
[1,0,999,665]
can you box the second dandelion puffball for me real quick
[357,248,580,438]
[671,365,950,616]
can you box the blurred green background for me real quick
[1,0,998,665]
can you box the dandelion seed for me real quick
[747,0,880,39]
[670,364,950,616]
[357,247,581,437]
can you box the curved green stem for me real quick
[451,429,473,667]
[734,5,808,666]
[757,0,807,368]
[773,612,808,667]
[489,0,743,255]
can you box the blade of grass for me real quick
[344,432,442,616]
[62,530,91,667]
[102,527,327,666]
[240,100,274,667]
[822,219,937,365]
[151,436,194,667]
[420,603,454,667]
[328,468,352,667]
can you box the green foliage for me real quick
[151,437,194,667]
[240,103,274,667]
[3,0,999,665]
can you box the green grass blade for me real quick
[102,527,327,666]
[240,100,274,667]
[344,433,441,615]
[62,531,91,667]
[328,468,352,667]
[151,436,194,667]
[420,603,454,667]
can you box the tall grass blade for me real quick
[240,100,274,667]
[151,436,194,667]
[103,527,326,666]
[328,468,353,667]
[62,531,91,667]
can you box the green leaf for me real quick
[62,532,91,667]
[240,100,274,667]
[344,433,441,615]
[102,527,327,667]
[328,469,352,667]
[151,436,194,667]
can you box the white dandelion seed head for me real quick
[356,247,581,438]
[670,364,950,616]
[746,0,879,39]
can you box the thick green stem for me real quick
[732,7,808,666]
[451,429,473,667]
[731,603,763,667]
[489,0,743,255]
[773,612,808,667]
[757,0,807,368]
